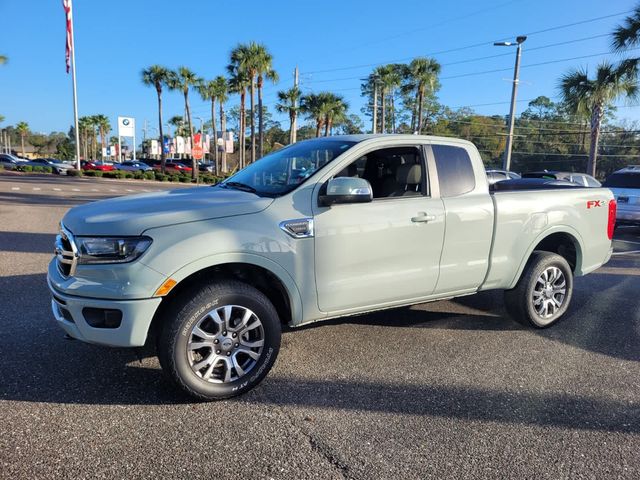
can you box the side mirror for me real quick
[319,177,373,207]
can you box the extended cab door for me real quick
[313,144,445,313]
[427,142,494,294]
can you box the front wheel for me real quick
[157,280,281,401]
[504,251,573,328]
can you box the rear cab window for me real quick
[431,144,475,197]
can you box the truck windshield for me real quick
[219,138,357,197]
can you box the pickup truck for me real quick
[48,135,616,400]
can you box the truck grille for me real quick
[55,225,78,278]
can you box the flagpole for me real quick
[69,1,81,170]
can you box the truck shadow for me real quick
[0,231,56,254]
[0,270,638,420]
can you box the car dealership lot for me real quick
[0,175,639,479]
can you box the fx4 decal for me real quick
[587,200,604,209]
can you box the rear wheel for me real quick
[157,280,281,400]
[504,251,573,328]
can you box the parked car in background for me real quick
[153,160,192,173]
[486,169,521,184]
[0,153,22,170]
[522,171,601,187]
[82,160,115,172]
[198,161,214,173]
[115,161,152,172]
[25,158,74,175]
[603,166,640,226]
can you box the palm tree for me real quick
[323,94,349,136]
[167,67,202,178]
[253,45,278,158]
[0,55,7,65]
[197,79,218,171]
[301,93,326,138]
[16,122,29,157]
[78,116,92,159]
[559,62,638,177]
[168,115,186,137]
[407,58,441,134]
[93,114,110,160]
[229,42,278,161]
[276,86,301,144]
[227,67,251,168]
[88,115,99,160]
[142,65,171,172]
[372,65,402,133]
[229,43,257,163]
[301,92,342,137]
[212,76,229,173]
[197,77,228,173]
[612,6,640,51]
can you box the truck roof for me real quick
[309,134,477,147]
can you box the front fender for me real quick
[160,252,305,325]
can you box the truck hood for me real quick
[62,186,274,236]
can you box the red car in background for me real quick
[81,160,115,172]
[153,160,193,173]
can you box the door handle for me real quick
[411,212,436,223]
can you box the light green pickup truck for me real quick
[48,135,616,400]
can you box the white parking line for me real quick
[33,187,41,191]
[53,188,61,191]
[612,250,640,256]
[11,187,19,190]
[91,188,99,192]
[616,239,640,245]
[126,189,135,192]
[72,188,80,192]
[109,189,118,192]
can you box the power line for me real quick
[305,9,634,75]
[302,33,613,86]
[441,47,640,80]
[333,0,522,55]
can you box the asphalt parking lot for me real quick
[0,174,639,479]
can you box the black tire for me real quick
[157,280,281,401]
[504,251,573,328]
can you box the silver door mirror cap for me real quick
[320,177,373,206]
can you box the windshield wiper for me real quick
[220,181,258,194]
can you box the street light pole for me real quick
[495,36,526,171]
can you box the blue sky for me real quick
[1,0,639,142]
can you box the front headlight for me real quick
[75,236,152,265]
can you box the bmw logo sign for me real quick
[122,119,130,126]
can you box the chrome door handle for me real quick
[411,212,436,223]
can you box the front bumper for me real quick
[48,278,162,347]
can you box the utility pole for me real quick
[372,76,379,134]
[495,36,526,171]
[142,119,148,141]
[292,66,299,144]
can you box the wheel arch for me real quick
[148,254,303,341]
[508,227,584,290]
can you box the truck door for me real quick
[427,143,494,294]
[313,145,445,313]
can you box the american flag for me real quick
[62,0,73,73]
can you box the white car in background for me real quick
[604,166,640,226]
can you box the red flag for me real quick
[62,0,73,73]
